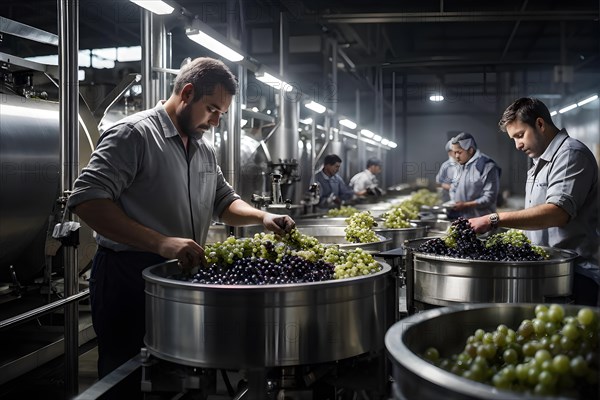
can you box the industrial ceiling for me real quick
[2,0,599,124]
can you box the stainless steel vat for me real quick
[296,225,391,252]
[374,224,428,250]
[404,238,577,305]
[143,260,393,369]
[385,303,597,400]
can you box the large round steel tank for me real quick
[374,224,428,250]
[143,259,393,369]
[404,238,577,305]
[0,93,98,281]
[385,303,598,400]
[0,95,61,280]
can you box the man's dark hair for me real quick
[367,158,381,168]
[498,97,556,132]
[323,154,342,166]
[172,57,238,101]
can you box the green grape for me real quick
[419,304,599,398]
[344,211,379,243]
[577,308,597,326]
[381,206,411,228]
[327,205,359,217]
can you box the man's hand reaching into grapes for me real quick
[469,215,492,234]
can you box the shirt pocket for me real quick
[195,163,217,209]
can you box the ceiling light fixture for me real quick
[577,94,598,106]
[373,135,382,142]
[558,103,578,114]
[186,18,244,62]
[550,111,558,116]
[339,119,357,129]
[429,94,444,102]
[255,72,293,92]
[129,0,174,15]
[360,129,375,138]
[304,101,327,114]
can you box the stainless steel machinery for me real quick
[138,259,394,399]
[403,239,578,310]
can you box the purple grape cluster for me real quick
[190,254,335,285]
[417,218,545,261]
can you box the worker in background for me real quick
[67,58,295,392]
[469,97,599,306]
[350,157,384,197]
[435,138,460,203]
[314,154,355,209]
[447,132,501,218]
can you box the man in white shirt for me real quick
[350,158,383,196]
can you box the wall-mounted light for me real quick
[130,0,174,15]
[429,94,444,102]
[186,18,244,62]
[255,72,293,92]
[304,101,326,114]
[339,119,357,129]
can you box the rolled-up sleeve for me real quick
[212,165,240,219]
[546,149,594,218]
[67,124,142,211]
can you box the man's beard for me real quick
[178,107,210,140]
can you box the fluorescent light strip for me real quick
[558,103,578,114]
[186,31,244,62]
[256,72,292,92]
[339,119,357,129]
[130,0,174,15]
[341,131,358,139]
[577,94,598,106]
[360,129,375,138]
[373,135,382,142]
[305,101,326,114]
[429,95,444,102]
[550,111,558,116]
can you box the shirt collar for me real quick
[155,101,204,148]
[536,129,568,163]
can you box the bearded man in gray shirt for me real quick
[470,97,599,306]
[67,58,295,385]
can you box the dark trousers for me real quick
[89,247,166,379]
[573,273,600,307]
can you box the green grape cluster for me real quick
[344,211,380,243]
[381,206,411,228]
[204,228,382,281]
[486,229,549,259]
[421,304,599,398]
[395,200,420,220]
[410,188,440,207]
[327,205,359,217]
[323,247,381,279]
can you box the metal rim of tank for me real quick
[143,259,392,291]
[385,303,596,400]
[404,237,579,265]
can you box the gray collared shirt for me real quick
[525,129,599,281]
[67,102,239,251]
[450,150,500,218]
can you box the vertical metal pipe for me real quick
[155,19,168,102]
[141,9,153,109]
[58,0,79,396]
[356,88,364,179]
[331,39,338,115]
[391,71,396,185]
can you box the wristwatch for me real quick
[489,213,500,229]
